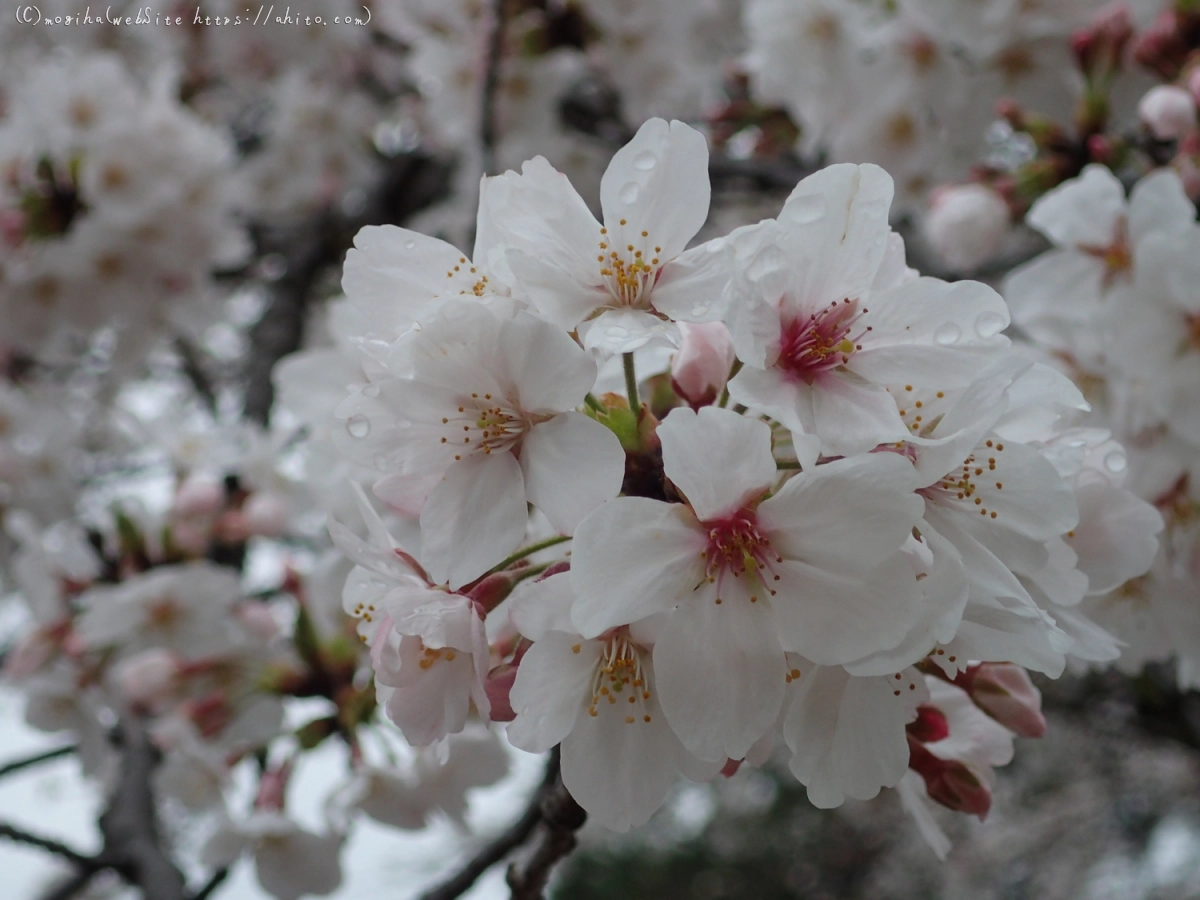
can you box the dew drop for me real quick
[974,311,1007,338]
[619,182,641,204]
[404,240,417,250]
[633,151,657,171]
[1104,450,1127,474]
[934,322,962,345]
[346,415,371,439]
[606,325,630,340]
[785,193,825,224]
[691,304,710,317]
[362,383,381,398]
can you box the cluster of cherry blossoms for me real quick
[318,117,1162,847]
[6,1,1200,896]
[0,52,247,365]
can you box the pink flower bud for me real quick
[114,649,179,708]
[925,184,1011,272]
[1140,85,1197,140]
[1188,68,1200,106]
[671,321,736,409]
[171,520,209,556]
[961,663,1047,738]
[466,569,523,614]
[720,758,743,778]
[255,760,294,811]
[1070,5,1133,75]
[484,663,518,722]
[906,705,950,744]
[175,473,225,518]
[908,737,992,820]
[242,491,290,537]
[237,602,280,641]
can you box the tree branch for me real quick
[417,749,562,900]
[479,0,508,179]
[241,151,454,426]
[38,867,99,900]
[0,822,95,869]
[0,744,76,780]
[189,866,230,900]
[505,761,587,900]
[98,716,188,900]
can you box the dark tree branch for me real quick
[479,0,509,178]
[0,744,76,780]
[708,154,814,192]
[98,716,187,900]
[418,749,563,900]
[174,337,218,414]
[0,822,95,869]
[38,867,99,900]
[188,866,230,900]
[242,151,454,426]
[505,761,587,900]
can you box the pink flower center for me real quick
[700,509,782,602]
[777,297,868,383]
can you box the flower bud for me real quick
[1070,5,1133,77]
[925,184,1010,272]
[242,491,290,537]
[174,473,224,518]
[484,663,518,722]
[670,322,736,409]
[237,601,280,641]
[114,648,179,708]
[906,705,950,744]
[908,737,992,820]
[466,569,524,614]
[1139,85,1196,141]
[1135,11,1190,80]
[960,663,1047,738]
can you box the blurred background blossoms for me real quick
[3,1,1200,899]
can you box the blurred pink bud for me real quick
[115,649,178,708]
[255,761,294,811]
[175,473,224,518]
[237,602,280,640]
[671,321,736,409]
[1139,85,1196,140]
[720,758,743,778]
[3,631,57,678]
[925,184,1011,272]
[1070,5,1133,75]
[214,510,250,543]
[1189,68,1200,106]
[961,663,1047,738]
[485,663,518,722]
[242,491,290,537]
[908,738,992,820]
[171,520,209,556]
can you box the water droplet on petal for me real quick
[786,193,825,224]
[1104,450,1127,474]
[934,322,962,345]
[633,151,657,171]
[691,304,709,317]
[619,182,640,204]
[404,240,417,250]
[974,311,1007,338]
[606,325,630,340]
[362,383,381,398]
[346,415,371,439]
